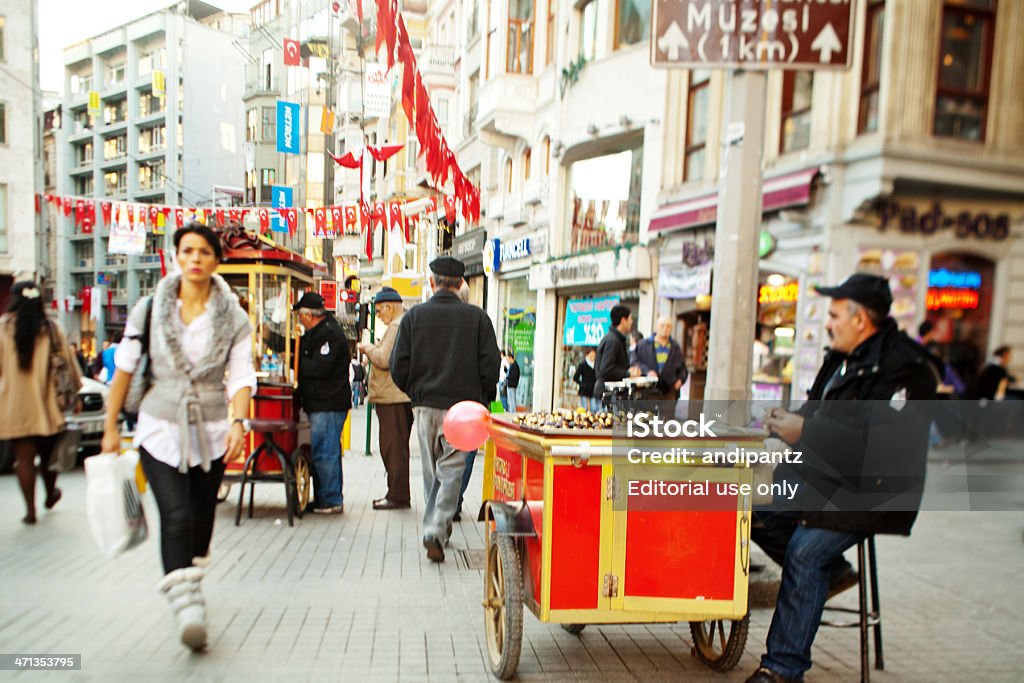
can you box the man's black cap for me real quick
[815,273,892,316]
[373,287,403,304]
[429,256,466,278]
[293,292,326,310]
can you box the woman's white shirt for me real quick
[114,299,257,469]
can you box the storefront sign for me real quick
[927,288,980,311]
[758,283,799,304]
[452,228,487,276]
[500,237,532,263]
[563,296,620,346]
[875,200,1010,241]
[275,101,300,154]
[319,281,337,310]
[928,269,981,289]
[659,262,711,299]
[364,63,392,119]
[530,245,651,291]
[550,260,599,285]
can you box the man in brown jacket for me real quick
[357,287,412,510]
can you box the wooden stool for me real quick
[821,536,883,683]
[235,418,298,527]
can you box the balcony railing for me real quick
[422,45,457,71]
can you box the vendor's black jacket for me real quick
[781,318,940,536]
[390,289,501,409]
[296,315,352,413]
[631,336,688,396]
[594,328,629,397]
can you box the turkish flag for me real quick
[63,197,72,217]
[330,206,343,232]
[127,205,135,224]
[283,38,301,66]
[135,205,147,228]
[388,202,406,238]
[361,200,374,260]
[34,194,41,214]
[371,201,387,230]
[214,209,225,227]
[81,287,91,317]
[367,143,404,162]
[314,208,327,235]
[174,208,185,228]
[444,195,457,224]
[149,205,160,226]
[330,150,362,169]
[83,201,95,234]
[277,208,298,234]
[101,201,112,226]
[74,199,85,228]
[344,204,358,232]
[258,207,270,233]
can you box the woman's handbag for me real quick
[85,450,148,558]
[123,297,154,417]
[46,322,80,412]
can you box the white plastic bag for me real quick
[85,450,148,558]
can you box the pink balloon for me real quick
[443,401,491,451]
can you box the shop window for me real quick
[501,276,535,413]
[568,141,643,253]
[615,0,651,49]
[545,0,556,65]
[684,70,709,181]
[507,0,535,74]
[858,1,885,134]
[780,71,813,153]
[933,1,995,141]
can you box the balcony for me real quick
[524,177,547,206]
[487,195,504,221]
[244,77,281,101]
[105,255,128,268]
[477,73,537,140]
[420,45,457,75]
[505,193,526,226]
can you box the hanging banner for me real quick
[276,100,301,154]
[271,185,293,232]
[364,63,392,118]
[109,217,147,255]
[88,91,101,115]
[152,70,165,97]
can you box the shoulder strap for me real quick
[141,296,154,355]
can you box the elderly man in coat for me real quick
[631,315,688,400]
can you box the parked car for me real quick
[0,379,108,473]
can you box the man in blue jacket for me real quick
[391,256,501,562]
[631,315,688,400]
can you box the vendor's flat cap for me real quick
[814,273,892,316]
[293,292,325,310]
[429,256,466,278]
[373,287,403,304]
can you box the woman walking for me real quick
[0,281,82,524]
[102,223,255,652]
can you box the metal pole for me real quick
[704,70,767,412]
[364,303,375,456]
[323,6,336,277]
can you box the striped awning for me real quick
[649,167,821,234]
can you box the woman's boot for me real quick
[157,567,207,651]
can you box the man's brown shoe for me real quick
[373,499,411,510]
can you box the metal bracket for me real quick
[605,475,619,500]
[572,441,592,468]
[602,573,619,598]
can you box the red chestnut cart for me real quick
[217,235,319,524]
[480,414,763,679]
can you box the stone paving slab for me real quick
[0,405,1022,682]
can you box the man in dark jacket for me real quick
[594,304,634,400]
[504,350,521,412]
[631,315,688,400]
[745,274,938,683]
[573,348,598,411]
[294,292,351,514]
[391,256,501,562]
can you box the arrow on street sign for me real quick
[657,22,689,61]
[810,23,841,64]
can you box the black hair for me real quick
[7,281,48,371]
[918,321,934,338]
[994,345,1011,359]
[610,305,631,327]
[173,222,223,261]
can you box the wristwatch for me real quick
[232,418,251,433]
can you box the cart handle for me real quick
[550,441,614,467]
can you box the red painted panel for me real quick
[623,503,737,601]
[523,501,544,605]
[549,465,603,610]
[524,457,544,501]
[227,385,297,474]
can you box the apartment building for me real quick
[56,1,246,349]
[0,0,43,310]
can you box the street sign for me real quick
[651,0,856,70]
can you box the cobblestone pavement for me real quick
[1,407,1021,682]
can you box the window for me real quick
[139,91,164,117]
[615,0,651,48]
[75,176,94,196]
[71,73,92,94]
[934,0,995,141]
[260,168,275,203]
[104,170,126,196]
[103,99,126,125]
[138,125,165,154]
[543,136,551,175]
[0,184,7,252]
[0,102,5,144]
[407,139,419,170]
[262,48,273,91]
[523,148,532,180]
[546,0,556,65]
[103,135,126,160]
[468,0,480,40]
[246,107,258,142]
[684,70,710,181]
[780,71,813,153]
[568,144,643,252]
[507,0,534,74]
[261,106,276,141]
[138,161,165,191]
[107,63,126,88]
[505,157,514,192]
[436,98,450,128]
[0,16,5,63]
[75,142,93,165]
[858,1,885,134]
[580,0,605,61]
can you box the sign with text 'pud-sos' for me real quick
[651,0,855,70]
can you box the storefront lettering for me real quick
[876,200,1010,241]
[927,288,980,311]
[928,268,981,289]
[550,260,599,285]
[499,237,532,263]
[758,283,799,304]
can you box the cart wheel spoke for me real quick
[689,615,749,673]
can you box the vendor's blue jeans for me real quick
[309,411,346,508]
[760,524,865,679]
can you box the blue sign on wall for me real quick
[271,185,293,233]
[276,100,300,154]
[563,295,620,346]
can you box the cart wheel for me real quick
[291,446,312,519]
[484,533,523,680]
[561,624,586,635]
[216,483,232,503]
[689,615,749,672]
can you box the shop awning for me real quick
[649,167,821,234]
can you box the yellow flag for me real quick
[320,107,335,136]
[88,90,100,114]
[152,70,165,97]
